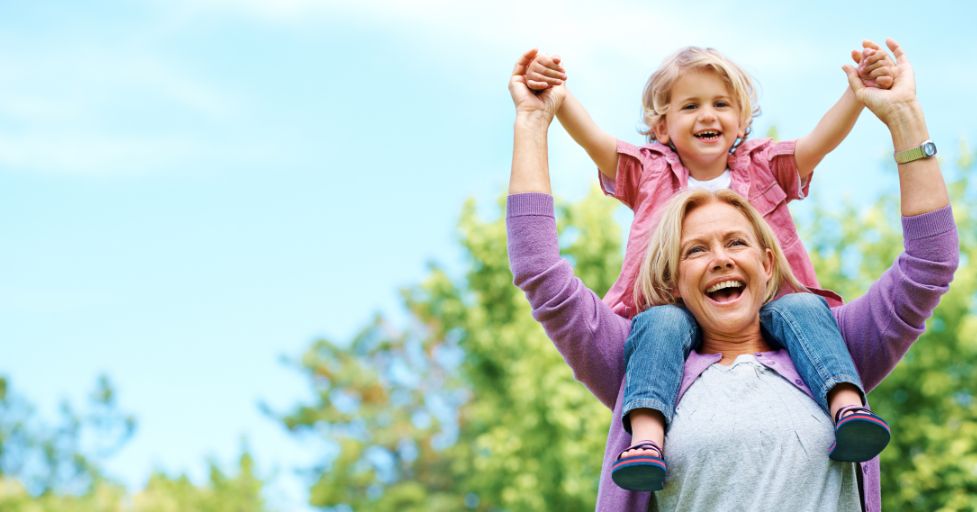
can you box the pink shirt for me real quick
[601,138,841,319]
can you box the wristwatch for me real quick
[894,139,937,164]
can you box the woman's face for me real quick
[675,200,774,338]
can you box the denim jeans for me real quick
[621,293,864,433]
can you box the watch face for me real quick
[923,141,938,157]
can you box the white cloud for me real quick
[0,47,242,175]
[176,0,820,92]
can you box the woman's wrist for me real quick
[515,110,555,130]
[883,100,929,150]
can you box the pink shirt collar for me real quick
[643,140,758,198]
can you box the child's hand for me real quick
[852,40,894,89]
[510,49,567,118]
[525,53,567,91]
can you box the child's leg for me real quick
[760,293,890,461]
[622,304,700,438]
[613,304,699,491]
[759,293,864,413]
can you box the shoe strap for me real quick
[834,404,873,424]
[619,440,663,459]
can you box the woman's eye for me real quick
[728,238,747,247]
[685,246,705,256]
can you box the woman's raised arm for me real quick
[843,39,948,215]
[507,50,631,407]
[835,39,958,389]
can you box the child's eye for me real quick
[715,100,730,108]
[682,103,698,111]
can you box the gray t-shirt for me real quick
[652,354,860,512]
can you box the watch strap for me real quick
[894,146,925,164]
[894,140,936,164]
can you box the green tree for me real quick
[806,143,977,511]
[279,192,621,511]
[0,376,271,512]
[284,146,976,510]
[0,374,134,498]
[129,450,267,512]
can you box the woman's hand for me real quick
[845,39,947,216]
[509,49,567,122]
[843,38,919,127]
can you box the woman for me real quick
[506,41,957,511]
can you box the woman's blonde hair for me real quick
[640,47,760,143]
[632,189,803,310]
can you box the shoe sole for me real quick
[611,458,666,491]
[829,415,891,462]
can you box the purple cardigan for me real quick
[506,193,958,512]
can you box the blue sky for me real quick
[2,0,975,509]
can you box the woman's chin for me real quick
[695,293,763,336]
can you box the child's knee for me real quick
[626,304,698,355]
[634,304,696,328]
[768,292,828,314]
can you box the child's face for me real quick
[654,69,746,176]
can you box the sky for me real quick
[2,0,975,509]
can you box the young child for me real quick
[524,43,895,491]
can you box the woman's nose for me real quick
[711,250,734,270]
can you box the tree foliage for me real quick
[805,147,977,510]
[0,376,270,512]
[0,374,134,498]
[280,192,622,511]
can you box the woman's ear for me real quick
[670,282,682,302]
[762,248,774,279]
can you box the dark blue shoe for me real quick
[829,405,891,462]
[611,440,666,491]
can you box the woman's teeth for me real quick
[706,280,743,293]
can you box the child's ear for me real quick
[653,118,669,144]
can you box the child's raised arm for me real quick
[794,40,895,179]
[523,52,618,179]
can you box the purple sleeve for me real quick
[833,206,959,391]
[506,193,630,408]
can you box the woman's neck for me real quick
[699,328,772,365]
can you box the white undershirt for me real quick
[651,355,860,512]
[687,169,731,191]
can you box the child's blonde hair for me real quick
[640,47,760,143]
[632,189,804,310]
